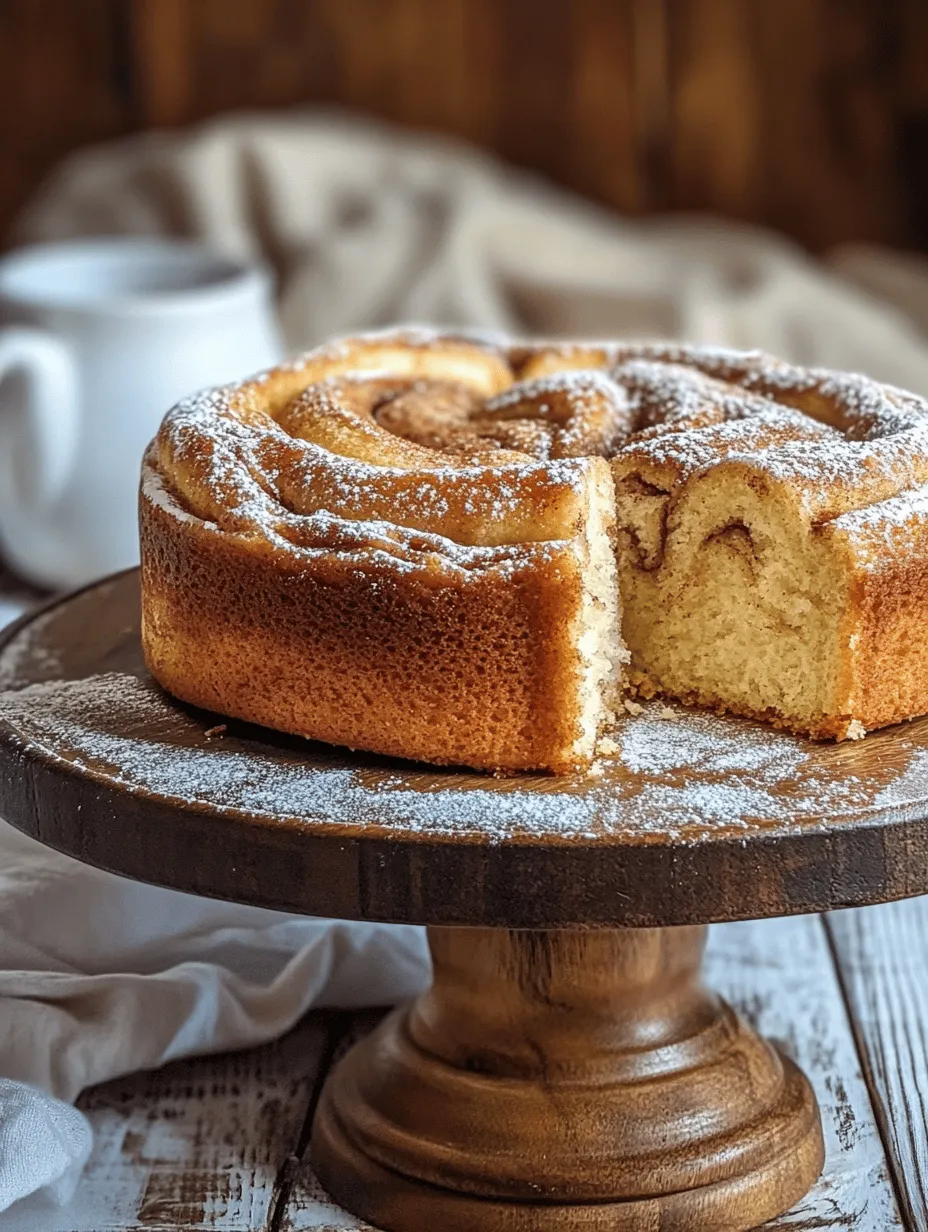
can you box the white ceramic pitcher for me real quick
[0,239,283,589]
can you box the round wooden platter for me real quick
[1,570,927,930]
[3,568,928,1232]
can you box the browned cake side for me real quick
[141,488,597,773]
[829,506,928,735]
[140,331,624,773]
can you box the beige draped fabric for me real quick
[15,111,928,396]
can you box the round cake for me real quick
[140,328,928,773]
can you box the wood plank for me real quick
[630,0,671,210]
[704,915,902,1229]
[129,0,193,128]
[567,0,639,212]
[665,0,912,249]
[4,0,928,251]
[0,916,901,1229]
[277,918,901,1230]
[826,898,928,1230]
[272,1011,383,1232]
[0,0,135,241]
[0,1013,340,1232]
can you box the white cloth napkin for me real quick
[7,110,928,1214]
[0,818,429,1213]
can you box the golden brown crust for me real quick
[141,488,589,773]
[141,327,928,770]
[142,328,632,773]
[828,505,928,735]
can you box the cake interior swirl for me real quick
[140,329,928,773]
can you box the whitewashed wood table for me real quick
[0,567,925,1232]
[0,910,921,1232]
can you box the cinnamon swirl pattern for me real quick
[141,329,928,771]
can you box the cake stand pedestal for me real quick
[314,924,820,1231]
[4,572,928,1232]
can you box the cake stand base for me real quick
[312,925,824,1232]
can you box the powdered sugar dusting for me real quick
[0,606,68,689]
[619,714,808,777]
[612,708,876,831]
[148,330,928,576]
[0,673,604,839]
[1,674,924,844]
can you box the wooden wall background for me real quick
[1,0,927,252]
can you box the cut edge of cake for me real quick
[567,459,626,766]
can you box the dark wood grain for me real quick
[1,1,927,251]
[665,0,916,249]
[312,924,823,1230]
[4,571,928,929]
[0,0,136,244]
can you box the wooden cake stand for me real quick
[3,573,928,1231]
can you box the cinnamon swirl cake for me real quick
[140,329,928,772]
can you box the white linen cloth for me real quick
[0,816,429,1215]
[6,110,928,1214]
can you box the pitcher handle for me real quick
[0,327,79,517]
